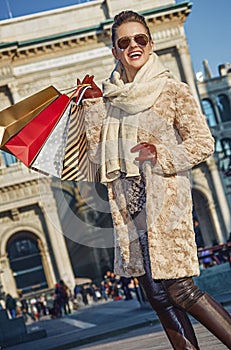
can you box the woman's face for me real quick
[112,21,154,82]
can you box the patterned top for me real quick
[120,172,146,217]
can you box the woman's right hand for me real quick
[131,142,157,166]
[77,75,102,99]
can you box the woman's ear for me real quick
[112,47,119,60]
[150,40,154,54]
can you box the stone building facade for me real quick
[197,61,231,236]
[0,0,230,297]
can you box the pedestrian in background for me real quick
[120,276,133,300]
[5,293,17,318]
[59,280,71,315]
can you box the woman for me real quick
[79,10,231,349]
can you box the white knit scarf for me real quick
[100,53,170,183]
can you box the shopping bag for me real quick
[30,85,99,181]
[4,93,70,166]
[0,86,60,148]
[31,101,73,177]
[61,103,100,182]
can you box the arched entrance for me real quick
[6,231,48,294]
[192,189,217,247]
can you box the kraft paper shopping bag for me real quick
[0,86,60,148]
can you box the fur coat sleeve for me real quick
[153,81,214,175]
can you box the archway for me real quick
[216,94,231,123]
[201,98,218,127]
[6,231,48,294]
[192,189,217,247]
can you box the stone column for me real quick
[207,201,224,244]
[192,166,221,245]
[0,256,18,298]
[37,239,57,289]
[208,158,230,240]
[177,42,200,105]
[38,182,76,290]
[7,82,21,104]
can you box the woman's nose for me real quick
[129,37,137,47]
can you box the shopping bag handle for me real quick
[69,84,92,106]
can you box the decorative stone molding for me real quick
[152,25,182,43]
[13,46,112,77]
[0,180,39,204]
[0,65,13,78]
[10,208,20,221]
[0,3,190,64]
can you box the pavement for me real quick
[4,292,231,350]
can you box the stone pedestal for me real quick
[0,309,47,347]
[194,262,231,300]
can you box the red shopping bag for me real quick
[4,94,70,166]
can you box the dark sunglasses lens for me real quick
[117,37,130,50]
[135,34,149,46]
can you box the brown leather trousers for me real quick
[137,231,200,350]
[137,231,231,349]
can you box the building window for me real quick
[7,232,48,293]
[201,99,218,127]
[1,151,17,167]
[220,138,231,176]
[216,94,231,122]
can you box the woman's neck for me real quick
[122,66,137,82]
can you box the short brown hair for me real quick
[111,10,152,47]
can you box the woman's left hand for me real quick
[131,142,157,166]
[77,75,102,99]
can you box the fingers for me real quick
[82,74,94,85]
[134,153,157,161]
[77,76,89,86]
[76,75,102,99]
[77,74,98,88]
[135,153,157,166]
[81,74,90,84]
[131,143,157,166]
[130,142,150,153]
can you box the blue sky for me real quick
[182,0,231,76]
[0,0,230,77]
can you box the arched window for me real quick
[216,94,231,122]
[1,151,17,167]
[201,99,218,127]
[192,189,217,247]
[7,232,48,293]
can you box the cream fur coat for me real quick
[82,77,214,280]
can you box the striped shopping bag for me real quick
[61,102,100,182]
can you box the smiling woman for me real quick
[111,20,154,82]
[76,9,231,350]
[0,0,95,20]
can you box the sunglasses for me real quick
[116,33,149,51]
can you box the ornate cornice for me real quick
[0,1,192,62]
[0,26,111,62]
[0,179,39,203]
